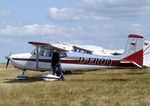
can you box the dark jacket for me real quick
[51,52,60,67]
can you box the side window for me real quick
[59,51,67,57]
[39,48,45,56]
[43,49,52,57]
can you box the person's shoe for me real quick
[60,75,64,80]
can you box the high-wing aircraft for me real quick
[5,34,144,80]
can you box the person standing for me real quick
[51,50,64,80]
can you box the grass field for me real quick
[0,64,150,106]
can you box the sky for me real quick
[0,0,150,62]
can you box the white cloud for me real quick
[84,0,150,17]
[84,0,150,7]
[48,0,150,21]
[0,23,149,40]
[0,10,12,18]
[0,38,12,45]
[0,24,65,36]
[48,7,110,21]
[131,24,141,27]
[0,24,90,39]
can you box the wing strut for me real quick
[36,46,39,69]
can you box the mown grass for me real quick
[0,63,150,106]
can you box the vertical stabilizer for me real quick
[121,34,144,67]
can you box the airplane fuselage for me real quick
[9,51,122,72]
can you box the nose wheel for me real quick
[17,70,29,80]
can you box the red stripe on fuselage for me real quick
[12,58,121,66]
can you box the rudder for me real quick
[121,34,144,67]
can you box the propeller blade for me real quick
[6,58,10,69]
[5,51,12,69]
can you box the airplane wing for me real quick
[72,45,93,54]
[60,42,93,54]
[28,41,68,51]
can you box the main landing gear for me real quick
[17,70,29,80]
[42,74,60,81]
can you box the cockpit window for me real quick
[31,48,67,57]
[31,49,36,55]
[31,48,53,57]
[31,48,44,55]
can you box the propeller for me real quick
[6,57,10,69]
[5,52,11,69]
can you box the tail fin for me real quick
[121,34,144,68]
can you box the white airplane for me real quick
[5,34,144,80]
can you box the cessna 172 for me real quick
[5,34,144,80]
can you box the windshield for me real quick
[31,47,67,57]
[31,48,53,57]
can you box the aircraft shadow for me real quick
[3,72,84,83]
[101,78,131,82]
[126,72,148,75]
[3,76,43,83]
[68,77,131,82]
[64,72,84,75]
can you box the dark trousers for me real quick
[52,63,64,80]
